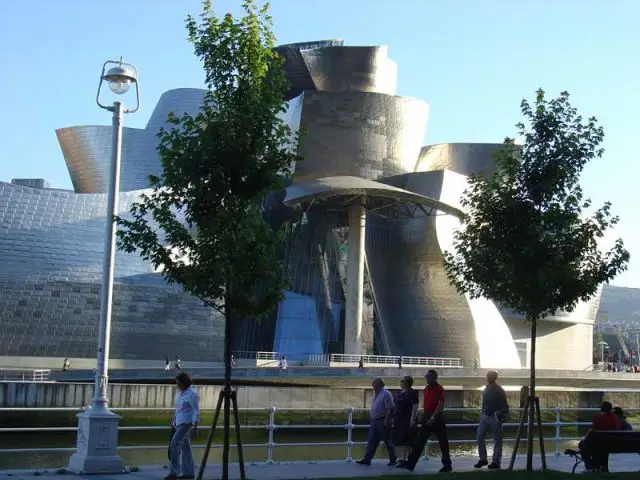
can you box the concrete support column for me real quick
[344,200,366,355]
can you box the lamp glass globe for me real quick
[108,77,131,95]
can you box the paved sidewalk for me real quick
[0,455,638,480]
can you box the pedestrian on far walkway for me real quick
[62,358,70,371]
[175,356,182,370]
[165,356,171,371]
[474,370,509,470]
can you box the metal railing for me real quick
[233,351,463,368]
[1,406,633,461]
[330,354,463,368]
[0,369,51,382]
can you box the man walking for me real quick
[356,377,397,466]
[474,370,509,470]
[167,372,199,480]
[400,369,452,472]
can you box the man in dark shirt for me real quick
[474,370,509,470]
[398,369,452,473]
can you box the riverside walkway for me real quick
[1,455,639,479]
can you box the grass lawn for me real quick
[314,471,640,480]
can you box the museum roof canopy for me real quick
[283,176,462,219]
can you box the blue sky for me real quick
[0,0,638,288]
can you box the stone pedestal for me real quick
[67,408,124,474]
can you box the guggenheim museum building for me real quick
[0,40,600,370]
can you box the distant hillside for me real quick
[598,285,640,324]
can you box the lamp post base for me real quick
[67,407,124,474]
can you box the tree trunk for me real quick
[221,305,232,480]
[526,317,537,471]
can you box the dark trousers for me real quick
[405,414,451,470]
[363,418,397,463]
[578,440,609,472]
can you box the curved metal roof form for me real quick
[283,175,463,218]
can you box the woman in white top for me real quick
[166,372,200,480]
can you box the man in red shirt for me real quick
[591,402,621,430]
[579,401,621,472]
[398,369,452,472]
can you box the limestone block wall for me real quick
[1,382,634,411]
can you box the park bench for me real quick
[564,430,640,473]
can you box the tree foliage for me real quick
[443,89,630,322]
[116,0,300,319]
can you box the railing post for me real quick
[266,406,276,464]
[555,407,561,456]
[346,406,354,462]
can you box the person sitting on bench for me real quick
[613,406,632,431]
[578,401,621,472]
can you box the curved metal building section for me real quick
[0,181,223,360]
[276,39,344,100]
[300,46,397,95]
[293,91,429,183]
[365,170,520,367]
[416,142,602,328]
[57,88,206,194]
[145,88,206,133]
[415,143,506,176]
[56,126,159,194]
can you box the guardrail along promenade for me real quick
[1,406,638,462]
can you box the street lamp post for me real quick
[68,58,139,475]
[596,341,609,372]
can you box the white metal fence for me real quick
[330,354,463,368]
[0,369,51,382]
[233,351,463,368]
[0,406,636,463]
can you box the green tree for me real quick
[443,89,629,471]
[115,1,300,478]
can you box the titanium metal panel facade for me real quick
[0,39,600,368]
[145,88,206,133]
[300,46,397,95]
[414,142,602,327]
[292,91,429,183]
[0,181,223,360]
[276,39,344,100]
[56,88,205,194]
[366,171,520,367]
[57,126,159,194]
[414,143,506,177]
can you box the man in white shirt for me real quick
[167,372,200,480]
[356,377,397,466]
